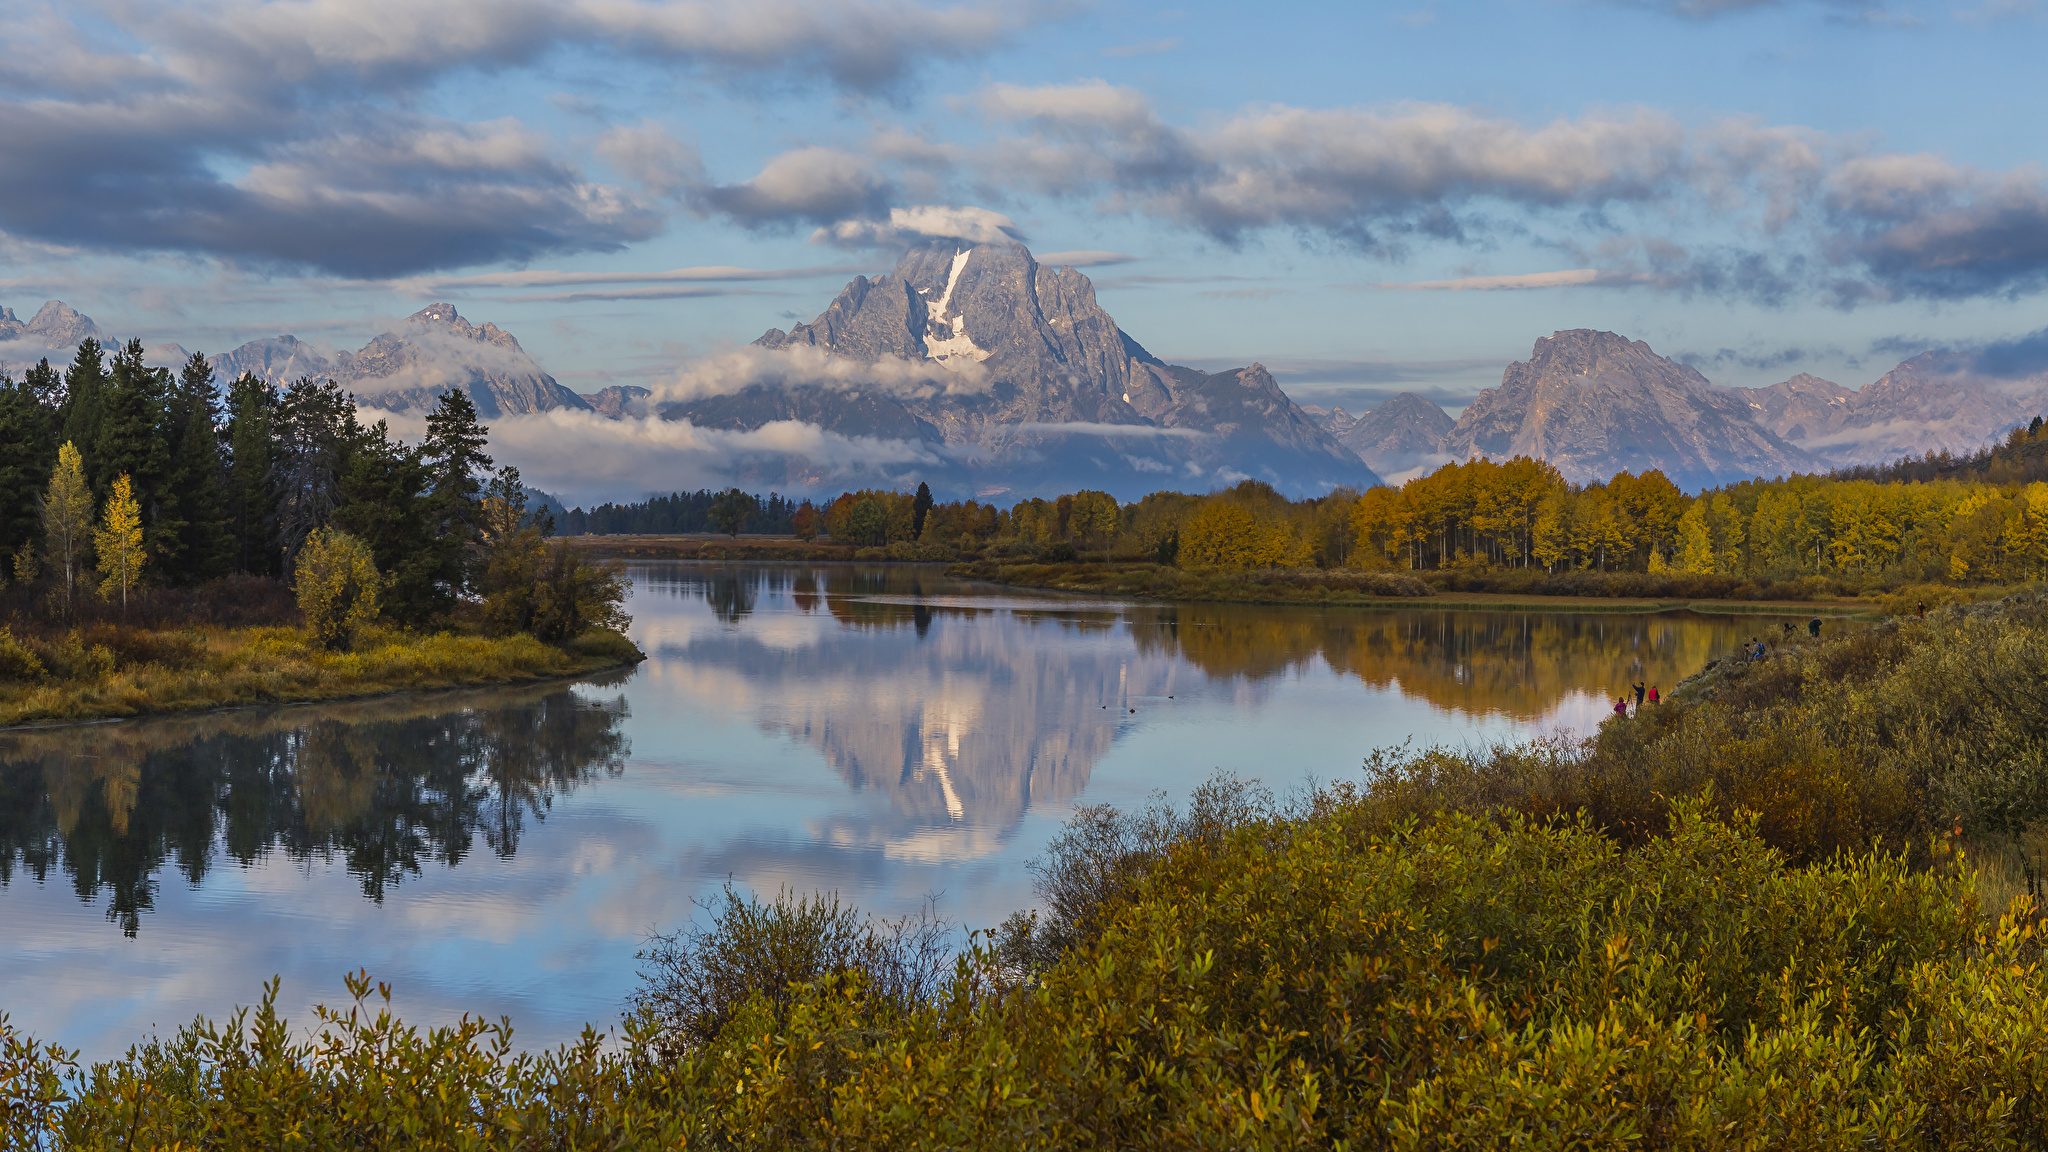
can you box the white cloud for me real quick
[810,204,1025,249]
[652,343,992,403]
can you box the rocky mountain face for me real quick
[1446,330,1814,490]
[580,384,651,419]
[0,300,104,348]
[711,239,1374,497]
[1745,357,2047,467]
[1307,392,1456,479]
[213,305,591,420]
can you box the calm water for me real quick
[0,564,1799,1057]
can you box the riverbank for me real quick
[947,558,1873,615]
[569,533,856,562]
[0,625,643,729]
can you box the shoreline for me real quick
[0,657,641,735]
[0,628,646,731]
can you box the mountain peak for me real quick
[1447,329,1808,489]
[27,301,100,344]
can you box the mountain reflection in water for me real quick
[0,682,630,935]
[0,562,1802,1059]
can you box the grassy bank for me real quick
[947,558,1884,614]
[569,534,858,562]
[0,624,642,729]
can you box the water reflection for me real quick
[637,565,1783,840]
[0,682,630,935]
[0,563,1807,1059]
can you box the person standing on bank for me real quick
[1633,681,1646,709]
[1809,616,1822,638]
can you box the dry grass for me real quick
[949,560,1435,603]
[0,624,642,728]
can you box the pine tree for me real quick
[272,376,359,568]
[97,472,145,610]
[333,421,444,623]
[223,373,279,576]
[912,481,934,538]
[161,352,233,583]
[41,442,94,618]
[0,369,57,567]
[58,339,108,460]
[422,388,492,595]
[93,340,174,565]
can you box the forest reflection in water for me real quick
[0,679,631,935]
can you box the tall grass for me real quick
[0,624,642,728]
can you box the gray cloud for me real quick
[697,148,895,229]
[0,0,1045,275]
[923,81,2048,304]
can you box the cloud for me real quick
[385,407,943,505]
[945,81,2048,303]
[1031,250,1139,267]
[399,264,878,294]
[0,0,1047,275]
[473,286,780,303]
[652,343,992,403]
[809,205,1025,248]
[1375,268,1647,290]
[1102,38,1180,56]
[1970,325,2048,378]
[697,148,894,229]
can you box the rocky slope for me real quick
[0,301,104,349]
[1445,330,1814,490]
[711,239,1374,498]
[1313,392,1456,479]
[1745,358,2047,467]
[212,305,591,419]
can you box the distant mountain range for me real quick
[9,284,2048,496]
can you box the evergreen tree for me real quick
[162,352,233,583]
[421,389,492,595]
[58,339,108,462]
[0,369,57,568]
[223,373,279,576]
[272,376,359,568]
[93,340,175,564]
[912,481,934,538]
[333,421,445,624]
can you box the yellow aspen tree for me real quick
[295,528,383,650]
[41,441,95,618]
[95,472,145,610]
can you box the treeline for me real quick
[797,428,2048,591]
[562,490,800,536]
[0,337,624,639]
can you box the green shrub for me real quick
[0,628,45,681]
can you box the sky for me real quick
[4,0,2047,434]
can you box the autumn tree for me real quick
[95,472,145,610]
[40,442,94,616]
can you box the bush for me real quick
[632,885,954,1060]
[294,529,381,652]
[21,802,2048,1148]
[0,628,46,681]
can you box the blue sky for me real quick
[4,0,2046,422]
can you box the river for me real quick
[0,563,1801,1057]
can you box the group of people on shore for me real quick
[1612,615,1829,720]
[1613,681,1659,717]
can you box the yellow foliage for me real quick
[93,472,144,607]
[294,528,383,651]
[1178,500,1307,568]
